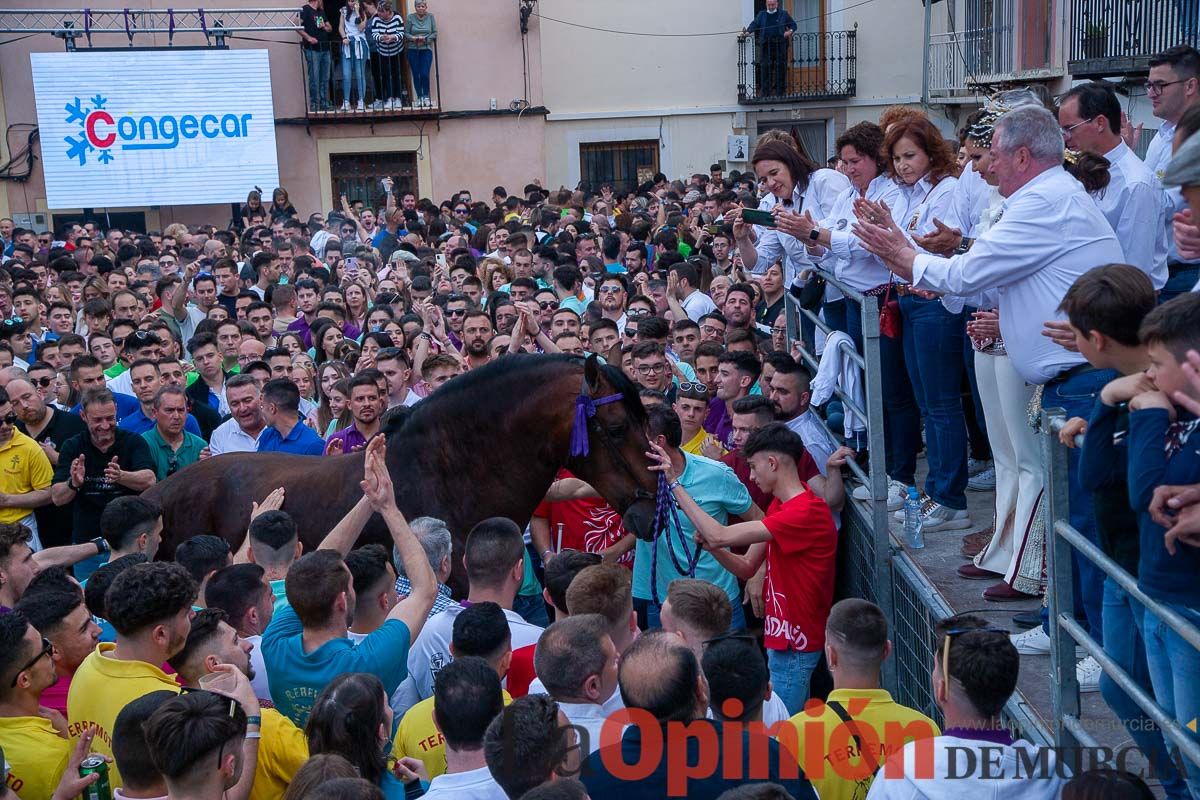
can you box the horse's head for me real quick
[567,355,658,541]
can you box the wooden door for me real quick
[788,0,826,93]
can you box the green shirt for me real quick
[141,427,206,480]
[103,363,127,379]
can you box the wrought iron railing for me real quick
[1068,0,1200,77]
[737,29,856,103]
[299,39,440,120]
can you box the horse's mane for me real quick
[404,353,645,423]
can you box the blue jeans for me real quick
[846,297,919,485]
[407,48,433,100]
[646,597,745,633]
[341,47,367,104]
[767,649,821,715]
[304,47,332,110]
[513,591,549,628]
[1161,266,1200,306]
[900,294,968,509]
[1040,367,1117,642]
[1101,579,1190,798]
[1143,601,1200,798]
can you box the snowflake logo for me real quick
[64,94,115,167]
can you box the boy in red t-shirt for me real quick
[648,421,839,715]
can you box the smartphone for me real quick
[705,225,719,236]
[742,209,777,227]
[344,257,359,276]
[436,253,447,268]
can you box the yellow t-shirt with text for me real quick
[777,688,940,800]
[391,690,512,779]
[0,715,72,800]
[66,643,180,788]
[0,430,54,524]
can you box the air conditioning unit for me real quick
[12,213,49,233]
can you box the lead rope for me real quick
[649,472,701,608]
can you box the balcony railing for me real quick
[299,40,440,120]
[927,0,1061,100]
[1068,0,1199,77]
[737,30,856,104]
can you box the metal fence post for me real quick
[1041,406,1081,750]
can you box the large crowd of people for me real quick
[1,41,1200,800]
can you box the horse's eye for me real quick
[607,423,627,438]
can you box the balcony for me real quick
[737,30,856,104]
[1068,0,1199,77]
[299,40,440,121]
[927,0,1061,101]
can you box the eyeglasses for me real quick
[445,308,467,317]
[1147,78,1188,95]
[940,626,1009,684]
[626,308,650,318]
[454,208,469,215]
[30,377,53,388]
[677,382,709,394]
[10,637,53,687]
[537,300,558,310]
[597,286,623,295]
[635,363,667,375]
[700,324,726,336]
[167,454,180,475]
[1059,118,1094,137]
[0,413,17,426]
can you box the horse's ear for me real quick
[584,353,601,392]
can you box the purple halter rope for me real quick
[567,379,701,607]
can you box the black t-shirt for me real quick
[20,409,86,549]
[300,4,331,49]
[1094,408,1140,576]
[52,429,155,543]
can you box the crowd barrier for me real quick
[1042,409,1200,771]
[783,269,1048,742]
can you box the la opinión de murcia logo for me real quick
[63,94,255,167]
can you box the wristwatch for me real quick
[808,228,821,241]
[90,536,109,556]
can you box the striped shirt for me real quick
[371,15,404,56]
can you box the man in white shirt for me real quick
[532,615,618,755]
[768,361,838,478]
[394,518,542,718]
[667,260,716,322]
[206,375,266,456]
[855,104,1123,670]
[377,349,423,409]
[1058,82,1167,288]
[419,657,508,800]
[1143,44,1200,301]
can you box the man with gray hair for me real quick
[532,614,618,754]
[854,103,1123,679]
[395,516,456,619]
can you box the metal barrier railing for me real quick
[1042,408,1200,769]
[784,268,1053,738]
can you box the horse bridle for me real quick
[568,376,655,505]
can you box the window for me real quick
[330,151,418,209]
[579,140,660,194]
[756,120,830,164]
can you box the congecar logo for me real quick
[63,94,254,167]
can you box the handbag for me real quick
[797,271,827,311]
[879,282,901,339]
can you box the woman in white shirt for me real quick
[795,121,921,506]
[339,0,370,111]
[873,117,971,532]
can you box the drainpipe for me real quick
[921,0,933,106]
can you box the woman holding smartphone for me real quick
[339,0,369,111]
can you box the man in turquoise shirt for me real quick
[260,438,438,726]
[140,386,206,480]
[634,406,764,632]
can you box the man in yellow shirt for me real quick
[778,599,939,800]
[393,601,513,779]
[675,383,725,458]
[170,607,308,800]
[0,611,72,799]
[0,391,54,544]
[67,561,196,788]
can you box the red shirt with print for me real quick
[533,469,633,567]
[761,484,838,653]
[721,448,820,512]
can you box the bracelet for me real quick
[541,549,554,559]
[667,479,682,492]
[67,479,79,492]
[244,731,262,740]
[245,715,261,726]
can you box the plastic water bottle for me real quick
[903,487,924,550]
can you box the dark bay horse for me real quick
[145,353,657,597]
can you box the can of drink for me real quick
[79,755,112,800]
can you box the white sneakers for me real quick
[852,479,909,511]
[355,100,365,111]
[921,504,972,532]
[340,101,351,111]
[967,466,996,491]
[1076,656,1101,693]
